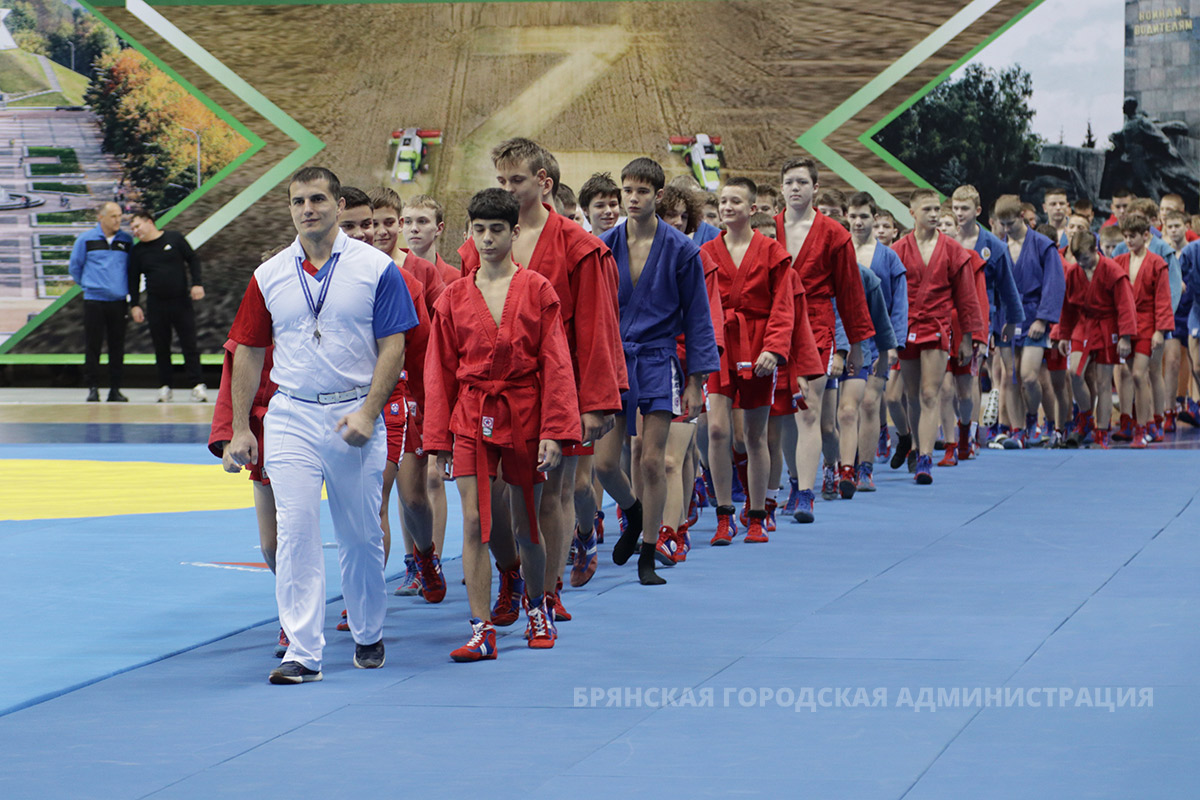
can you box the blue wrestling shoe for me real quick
[792,489,815,524]
[914,454,933,485]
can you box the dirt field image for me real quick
[10,0,1029,357]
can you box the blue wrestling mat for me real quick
[1,423,1198,798]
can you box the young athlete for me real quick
[874,211,900,246]
[891,188,984,482]
[775,157,873,520]
[1100,225,1123,258]
[338,188,446,611]
[460,138,625,633]
[846,192,906,490]
[1115,213,1174,447]
[578,172,622,237]
[815,188,847,224]
[1043,188,1071,247]
[369,187,446,319]
[992,194,1065,448]
[1053,231,1135,447]
[426,188,580,660]
[593,158,719,583]
[651,184,727,551]
[950,185,1022,451]
[756,185,781,217]
[1162,209,1192,430]
[210,244,287,656]
[402,194,458,285]
[704,177,795,542]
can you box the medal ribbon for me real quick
[295,252,341,333]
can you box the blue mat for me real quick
[1,442,1198,798]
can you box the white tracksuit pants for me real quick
[263,392,387,670]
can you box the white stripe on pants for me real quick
[264,392,387,670]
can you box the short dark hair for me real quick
[128,206,154,222]
[657,185,702,235]
[757,185,780,206]
[847,191,877,215]
[724,176,758,203]
[780,156,818,184]
[579,172,620,210]
[1073,197,1094,213]
[1112,187,1134,200]
[290,166,340,199]
[1036,223,1058,241]
[340,186,372,211]
[543,149,561,195]
[816,188,847,212]
[1069,230,1097,257]
[1120,213,1151,236]
[555,182,577,214]
[621,157,665,192]
[1044,187,1069,201]
[468,188,519,228]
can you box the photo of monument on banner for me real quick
[873,0,1200,221]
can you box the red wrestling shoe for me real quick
[673,521,691,562]
[336,609,349,632]
[710,506,737,546]
[451,618,497,662]
[764,497,778,531]
[838,464,857,498]
[414,545,446,604]
[653,526,678,566]
[744,510,769,543]
[1130,424,1148,449]
[937,446,958,467]
[490,562,524,627]
[526,597,555,649]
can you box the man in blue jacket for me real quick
[69,202,133,402]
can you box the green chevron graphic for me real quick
[797,0,1039,226]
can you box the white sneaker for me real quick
[191,383,208,402]
[157,385,173,403]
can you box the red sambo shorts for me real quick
[452,436,546,486]
[384,395,423,464]
[707,368,777,410]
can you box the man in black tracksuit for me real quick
[128,208,207,401]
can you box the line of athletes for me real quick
[211,136,1200,664]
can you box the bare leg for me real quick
[1149,345,1166,421]
[707,394,735,506]
[456,476,491,620]
[857,373,886,465]
[573,454,598,536]
[837,378,865,467]
[1132,352,1153,426]
[514,483,547,600]
[819,381,839,466]
[253,481,277,573]
[1094,363,1115,429]
[637,412,675,543]
[794,374,829,489]
[664,422,697,530]
[886,368,908,436]
[540,455,577,595]
[427,460,447,556]
[1018,347,1044,430]
[742,406,772,510]
[397,455,434,552]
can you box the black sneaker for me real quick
[353,639,385,669]
[86,387,100,402]
[268,661,322,684]
[107,390,129,402]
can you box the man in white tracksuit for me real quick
[227,166,418,684]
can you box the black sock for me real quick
[638,545,666,585]
[612,499,643,566]
[890,433,912,469]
